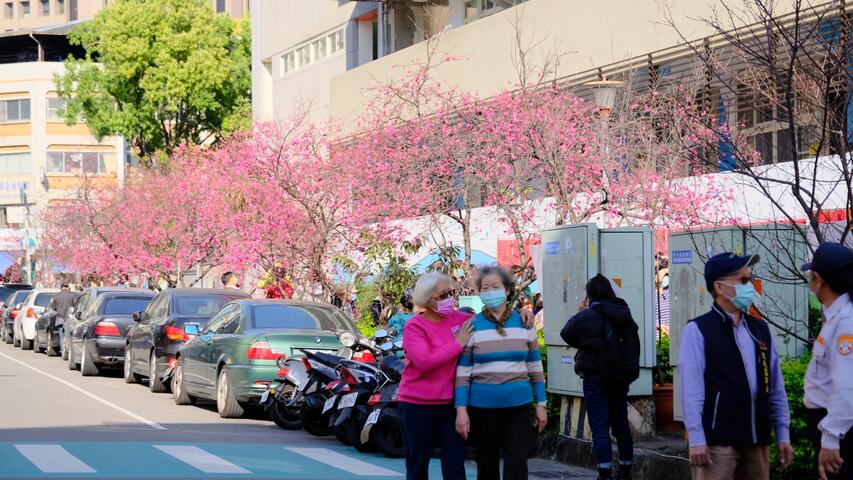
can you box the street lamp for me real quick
[584,78,624,117]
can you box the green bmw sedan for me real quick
[171,299,356,418]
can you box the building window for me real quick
[0,99,31,123]
[215,0,225,13]
[56,0,63,14]
[4,2,12,17]
[46,97,66,122]
[0,152,31,175]
[328,30,343,54]
[464,0,526,22]
[38,0,47,14]
[312,38,326,62]
[47,151,107,174]
[20,0,29,17]
[280,52,295,75]
[69,0,76,20]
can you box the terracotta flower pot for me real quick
[653,383,682,433]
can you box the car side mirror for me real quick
[184,324,200,336]
[132,312,142,322]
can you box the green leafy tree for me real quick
[56,0,251,167]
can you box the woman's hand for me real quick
[520,308,535,328]
[535,405,547,433]
[455,407,470,440]
[455,320,473,347]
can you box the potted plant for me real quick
[653,332,680,432]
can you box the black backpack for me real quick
[598,315,641,387]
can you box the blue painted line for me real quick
[0,442,477,478]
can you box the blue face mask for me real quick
[480,289,507,309]
[725,281,756,312]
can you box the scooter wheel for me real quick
[374,422,406,458]
[334,420,351,445]
[269,385,302,430]
[347,410,376,453]
[300,401,332,437]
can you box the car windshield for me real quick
[14,292,33,306]
[250,304,356,331]
[0,286,31,304]
[174,295,245,316]
[34,293,55,307]
[102,297,153,315]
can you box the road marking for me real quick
[154,445,251,474]
[14,444,96,473]
[0,350,167,431]
[285,447,401,476]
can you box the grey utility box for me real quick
[542,224,655,397]
[668,226,808,420]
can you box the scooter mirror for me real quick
[374,329,388,339]
[338,347,353,359]
[381,341,393,351]
[394,340,403,349]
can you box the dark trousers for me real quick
[808,408,853,480]
[399,402,466,480]
[469,405,533,480]
[583,373,633,468]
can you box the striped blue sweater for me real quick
[455,311,547,408]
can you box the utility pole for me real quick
[19,187,32,285]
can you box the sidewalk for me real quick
[537,432,691,480]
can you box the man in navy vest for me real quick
[679,253,793,479]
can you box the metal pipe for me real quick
[28,33,44,62]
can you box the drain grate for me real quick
[103,422,161,431]
[530,472,581,479]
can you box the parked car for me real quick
[172,300,357,418]
[13,288,59,350]
[67,290,155,376]
[1,289,32,344]
[124,288,249,393]
[0,283,33,320]
[34,291,81,356]
[64,287,140,364]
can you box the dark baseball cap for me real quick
[801,243,853,283]
[704,252,760,291]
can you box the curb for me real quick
[536,433,691,479]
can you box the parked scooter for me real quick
[361,352,406,457]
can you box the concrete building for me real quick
[1,0,249,33]
[0,25,125,278]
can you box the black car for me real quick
[64,287,142,363]
[124,288,249,392]
[67,290,155,376]
[34,291,81,356]
[2,289,32,344]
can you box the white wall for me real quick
[251,0,379,124]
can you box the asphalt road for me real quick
[0,341,596,479]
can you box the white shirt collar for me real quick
[823,293,851,322]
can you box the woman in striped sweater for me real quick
[454,265,547,480]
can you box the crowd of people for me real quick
[390,242,852,480]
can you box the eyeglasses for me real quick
[723,275,754,285]
[435,289,456,300]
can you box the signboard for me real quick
[0,229,25,251]
[5,206,27,224]
[671,250,693,264]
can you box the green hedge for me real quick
[771,354,813,479]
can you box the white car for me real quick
[14,288,59,350]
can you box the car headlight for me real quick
[339,332,357,348]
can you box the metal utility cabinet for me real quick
[668,226,808,420]
[542,224,656,397]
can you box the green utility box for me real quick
[668,226,808,420]
[542,224,655,397]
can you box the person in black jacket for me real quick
[561,274,635,480]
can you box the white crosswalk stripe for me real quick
[14,444,96,473]
[285,447,401,476]
[154,445,251,474]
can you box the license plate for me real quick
[366,409,381,425]
[322,396,336,414]
[338,392,358,409]
[260,389,270,404]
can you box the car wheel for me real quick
[67,338,79,370]
[80,340,100,377]
[13,329,20,347]
[216,368,244,418]
[268,383,302,430]
[123,347,140,384]
[3,327,11,344]
[20,331,32,350]
[148,351,168,393]
[172,358,196,405]
[46,332,59,357]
